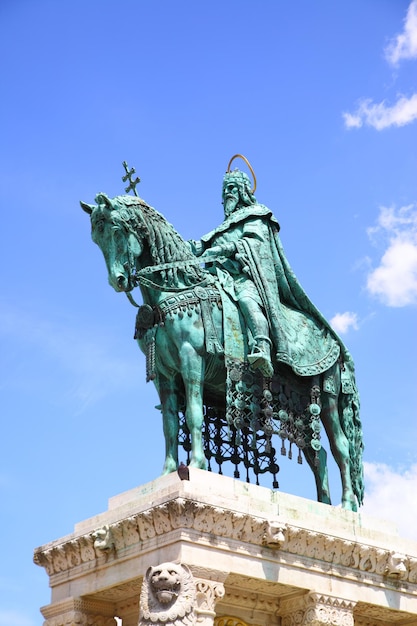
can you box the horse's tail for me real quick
[339,358,365,506]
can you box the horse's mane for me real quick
[113,195,208,287]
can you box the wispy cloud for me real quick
[366,204,417,306]
[361,461,417,541]
[0,302,142,412]
[343,1,417,130]
[385,0,417,65]
[329,312,358,334]
[343,93,417,130]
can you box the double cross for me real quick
[122,160,140,196]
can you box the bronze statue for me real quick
[81,156,364,510]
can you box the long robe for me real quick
[201,203,354,378]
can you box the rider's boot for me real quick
[247,335,274,378]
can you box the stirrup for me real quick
[248,336,273,378]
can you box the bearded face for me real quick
[222,181,240,216]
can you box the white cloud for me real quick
[343,93,417,130]
[385,0,417,65]
[344,2,417,130]
[366,204,417,306]
[330,312,358,334]
[361,462,417,541]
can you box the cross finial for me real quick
[122,160,140,196]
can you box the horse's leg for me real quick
[179,342,206,470]
[303,446,332,505]
[158,378,180,475]
[321,389,357,511]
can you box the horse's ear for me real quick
[95,192,113,209]
[80,201,95,214]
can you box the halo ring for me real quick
[226,154,257,193]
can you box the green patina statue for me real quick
[81,156,364,511]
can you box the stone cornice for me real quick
[41,597,116,626]
[34,497,417,589]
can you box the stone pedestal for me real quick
[34,469,417,625]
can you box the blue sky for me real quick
[1,1,417,624]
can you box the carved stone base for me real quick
[35,470,417,626]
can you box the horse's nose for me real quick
[110,273,127,291]
[117,275,127,289]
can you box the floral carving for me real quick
[279,594,355,626]
[33,496,417,589]
[195,579,225,613]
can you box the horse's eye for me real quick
[95,219,105,233]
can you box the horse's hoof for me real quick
[162,461,178,475]
[189,457,207,470]
[341,498,358,512]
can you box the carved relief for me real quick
[123,515,141,546]
[355,601,417,625]
[168,498,195,529]
[215,617,249,626]
[139,562,196,626]
[385,551,408,579]
[408,556,417,583]
[93,525,114,552]
[153,504,173,535]
[195,579,225,613]
[279,594,355,626]
[262,522,286,549]
[137,510,157,540]
[33,496,417,590]
[194,502,216,533]
[79,534,96,562]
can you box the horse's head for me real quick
[81,193,146,292]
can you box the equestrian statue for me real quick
[81,155,364,511]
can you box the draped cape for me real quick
[201,204,353,378]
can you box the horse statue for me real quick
[81,163,364,511]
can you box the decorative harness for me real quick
[126,255,223,381]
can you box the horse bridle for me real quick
[123,230,213,306]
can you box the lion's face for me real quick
[149,563,182,604]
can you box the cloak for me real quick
[201,204,352,378]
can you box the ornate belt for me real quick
[157,286,221,318]
[134,286,223,356]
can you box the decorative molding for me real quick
[215,617,250,626]
[354,602,417,625]
[41,597,116,626]
[33,497,417,589]
[222,589,281,616]
[195,579,225,614]
[279,594,356,626]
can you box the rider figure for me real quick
[190,169,274,377]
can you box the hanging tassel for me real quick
[145,327,157,382]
